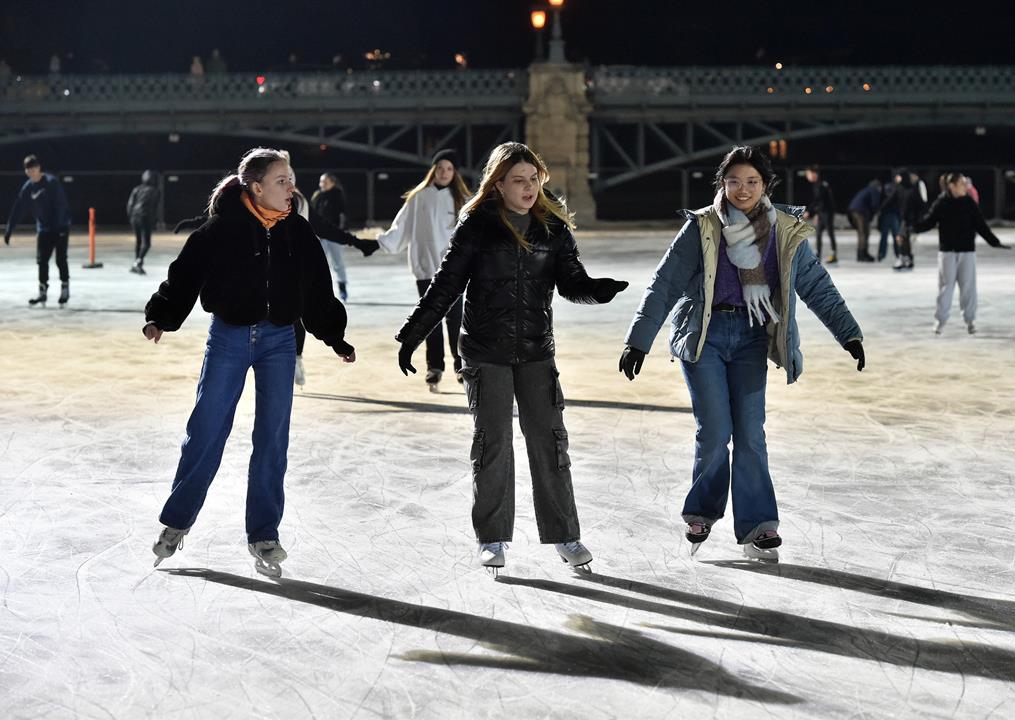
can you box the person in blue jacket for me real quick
[847,179,881,263]
[619,145,865,562]
[4,155,73,306]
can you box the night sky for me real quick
[1,0,1013,74]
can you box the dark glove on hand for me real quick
[593,278,629,303]
[332,340,355,357]
[844,339,865,371]
[398,343,417,375]
[618,346,646,381]
[354,238,379,257]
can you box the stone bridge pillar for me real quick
[523,63,597,222]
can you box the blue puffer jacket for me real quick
[625,204,862,384]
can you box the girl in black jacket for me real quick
[913,172,1010,334]
[143,147,355,577]
[396,142,627,574]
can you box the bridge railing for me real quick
[0,69,528,112]
[589,65,1015,106]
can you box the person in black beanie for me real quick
[144,147,355,578]
[126,169,161,275]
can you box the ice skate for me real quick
[743,530,781,563]
[685,521,712,557]
[967,322,976,335]
[425,369,442,393]
[478,542,506,577]
[152,525,189,567]
[248,540,287,578]
[555,540,593,573]
[933,320,943,335]
[130,260,146,275]
[294,356,306,388]
[58,282,69,306]
[825,253,838,265]
[28,283,47,307]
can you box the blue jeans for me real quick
[159,316,296,543]
[320,239,347,284]
[680,309,778,544]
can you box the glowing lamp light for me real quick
[825,85,834,93]
[548,0,565,6]
[256,75,266,86]
[774,62,783,70]
[766,87,775,94]
[862,82,872,91]
[804,87,813,94]
[531,10,547,29]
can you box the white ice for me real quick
[1,226,1015,719]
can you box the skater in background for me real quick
[964,175,980,205]
[846,179,880,262]
[912,171,1010,335]
[143,147,356,577]
[802,165,837,264]
[892,171,925,271]
[126,169,161,275]
[4,155,72,306]
[396,142,628,574]
[619,145,864,562]
[377,149,472,391]
[311,172,351,301]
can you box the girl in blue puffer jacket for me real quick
[619,146,865,562]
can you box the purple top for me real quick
[713,226,780,307]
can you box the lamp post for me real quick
[547,0,566,64]
[530,10,547,62]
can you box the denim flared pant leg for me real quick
[680,311,778,544]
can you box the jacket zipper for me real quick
[514,240,522,362]
[265,227,272,316]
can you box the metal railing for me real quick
[588,65,1015,106]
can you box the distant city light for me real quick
[862,82,872,91]
[256,75,266,86]
[454,53,468,68]
[62,88,70,96]
[774,62,783,70]
[364,49,391,62]
[825,85,834,93]
[531,10,547,29]
[766,86,775,94]
[804,87,813,94]
[548,0,565,6]
[319,144,327,151]
[257,86,266,95]
[975,126,987,136]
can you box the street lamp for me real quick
[531,9,547,62]
[547,0,566,64]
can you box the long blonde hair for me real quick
[403,164,472,223]
[460,142,576,252]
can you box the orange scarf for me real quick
[241,192,291,229]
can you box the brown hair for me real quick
[939,171,964,192]
[207,147,289,215]
[23,155,41,170]
[402,163,472,225]
[460,141,575,251]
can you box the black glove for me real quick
[618,346,646,381]
[593,278,629,304]
[844,339,865,371]
[354,238,379,257]
[332,339,355,357]
[398,343,417,375]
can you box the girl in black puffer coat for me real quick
[143,147,355,577]
[396,141,628,574]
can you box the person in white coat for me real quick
[377,149,472,390]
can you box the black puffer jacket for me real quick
[145,185,351,352]
[396,200,615,364]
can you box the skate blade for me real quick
[689,542,703,557]
[743,547,779,564]
[254,560,283,579]
[485,566,500,578]
[153,556,164,568]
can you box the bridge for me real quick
[3,65,1014,216]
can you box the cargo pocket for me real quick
[461,366,480,412]
[550,367,565,410]
[553,428,571,470]
[470,429,486,473]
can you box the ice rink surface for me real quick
[2,225,1014,719]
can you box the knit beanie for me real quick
[431,148,458,167]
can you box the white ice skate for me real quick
[294,356,306,388]
[743,531,781,564]
[685,521,712,557]
[555,540,593,573]
[425,369,442,393]
[478,542,506,577]
[152,526,189,567]
[249,540,288,578]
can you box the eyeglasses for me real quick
[723,178,763,191]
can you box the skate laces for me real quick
[558,540,586,553]
[160,527,186,550]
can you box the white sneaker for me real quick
[555,540,593,571]
[933,320,943,335]
[294,356,306,387]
